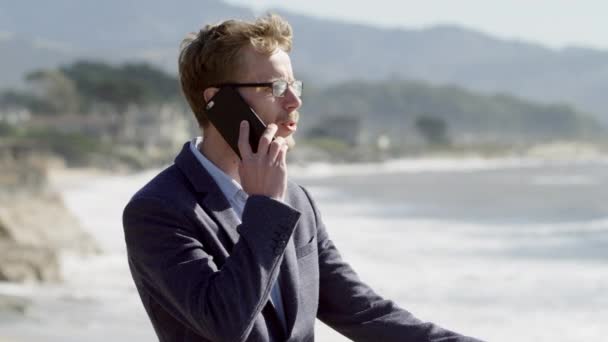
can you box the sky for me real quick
[225,0,608,51]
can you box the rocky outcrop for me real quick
[0,141,99,283]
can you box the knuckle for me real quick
[260,136,272,145]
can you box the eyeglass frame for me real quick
[209,80,303,98]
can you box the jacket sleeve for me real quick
[299,187,484,342]
[123,195,301,342]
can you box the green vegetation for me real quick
[302,80,603,143]
[1,60,181,115]
[302,137,350,154]
[415,115,450,146]
[27,130,102,165]
[3,60,601,144]
[0,122,15,136]
[59,61,181,112]
[0,90,56,114]
[2,125,106,166]
[0,125,157,169]
[0,60,605,167]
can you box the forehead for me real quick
[239,45,294,82]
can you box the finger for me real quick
[276,143,288,167]
[237,120,253,158]
[267,136,285,164]
[257,123,278,156]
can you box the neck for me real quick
[199,130,241,183]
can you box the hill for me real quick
[1,0,607,122]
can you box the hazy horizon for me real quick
[226,0,608,51]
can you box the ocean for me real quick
[1,156,607,341]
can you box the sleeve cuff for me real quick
[238,195,302,256]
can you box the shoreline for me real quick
[29,138,606,188]
[44,150,608,187]
[46,166,136,192]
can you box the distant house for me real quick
[29,112,117,139]
[26,103,195,153]
[118,103,194,152]
[0,107,31,126]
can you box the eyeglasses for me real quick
[212,80,303,98]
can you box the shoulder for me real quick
[284,180,323,223]
[123,164,196,217]
[285,180,313,207]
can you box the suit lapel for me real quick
[201,190,241,246]
[174,142,240,247]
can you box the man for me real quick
[123,14,482,342]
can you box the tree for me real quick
[415,115,450,146]
[59,60,180,113]
[25,70,80,114]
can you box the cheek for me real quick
[253,108,272,125]
[252,101,280,124]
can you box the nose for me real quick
[282,86,302,111]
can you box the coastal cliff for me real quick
[0,141,99,283]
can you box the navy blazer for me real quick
[123,142,482,342]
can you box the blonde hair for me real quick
[178,14,293,127]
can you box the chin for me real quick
[286,135,296,150]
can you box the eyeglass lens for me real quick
[273,80,302,97]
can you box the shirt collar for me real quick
[190,137,243,201]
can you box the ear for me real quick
[203,87,219,103]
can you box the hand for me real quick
[237,121,288,201]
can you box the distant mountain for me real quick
[0,0,253,87]
[1,0,608,122]
[0,0,251,50]
[282,12,608,122]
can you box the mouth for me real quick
[281,120,298,133]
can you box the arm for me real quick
[123,194,300,342]
[300,187,483,342]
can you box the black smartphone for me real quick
[205,86,267,159]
